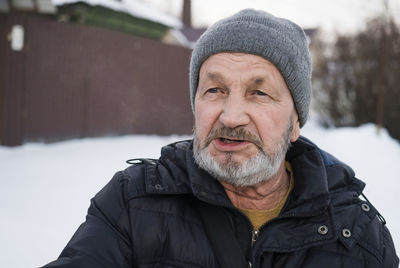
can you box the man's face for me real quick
[193,53,300,186]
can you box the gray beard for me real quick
[193,121,293,187]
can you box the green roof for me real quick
[58,2,169,40]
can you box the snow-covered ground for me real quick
[1,121,399,267]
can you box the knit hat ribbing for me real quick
[189,9,312,127]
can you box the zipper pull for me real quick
[251,230,259,246]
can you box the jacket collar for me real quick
[144,137,364,213]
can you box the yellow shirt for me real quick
[238,162,294,230]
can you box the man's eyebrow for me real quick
[206,71,224,82]
[254,77,265,85]
[245,77,266,86]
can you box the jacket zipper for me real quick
[251,229,260,246]
[197,194,298,267]
[250,194,294,247]
[197,194,256,249]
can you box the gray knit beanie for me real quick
[189,9,312,127]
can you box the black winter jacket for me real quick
[43,137,399,267]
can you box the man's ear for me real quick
[291,118,300,143]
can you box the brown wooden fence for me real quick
[0,12,194,146]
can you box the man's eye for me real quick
[254,90,267,96]
[207,88,219,93]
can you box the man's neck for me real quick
[219,161,289,210]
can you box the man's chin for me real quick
[208,147,258,167]
[193,136,281,185]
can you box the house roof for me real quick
[53,0,183,29]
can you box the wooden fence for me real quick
[0,12,194,146]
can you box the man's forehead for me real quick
[203,70,270,85]
[202,52,275,67]
[199,53,283,83]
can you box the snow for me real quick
[52,0,183,29]
[1,121,399,267]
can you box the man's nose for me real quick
[218,93,250,129]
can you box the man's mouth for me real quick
[218,137,245,144]
[212,137,250,151]
[202,127,263,152]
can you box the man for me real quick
[43,9,398,267]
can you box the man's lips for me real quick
[218,136,245,143]
[203,127,264,152]
[213,137,251,150]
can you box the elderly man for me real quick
[43,9,398,268]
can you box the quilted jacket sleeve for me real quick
[41,172,133,268]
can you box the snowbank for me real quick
[1,123,399,267]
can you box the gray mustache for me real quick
[204,127,264,151]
